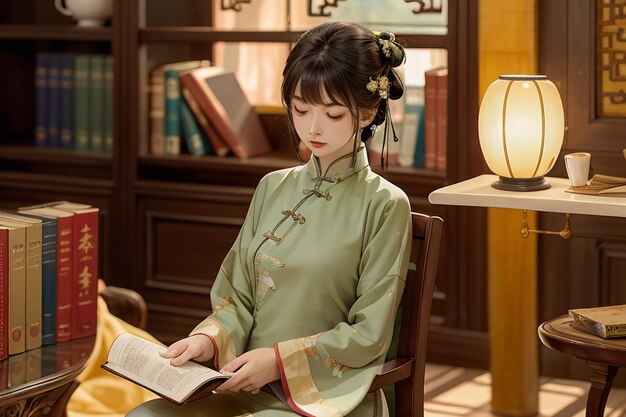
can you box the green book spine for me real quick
[164,70,181,155]
[180,98,211,156]
[73,55,90,152]
[89,55,105,152]
[103,56,114,154]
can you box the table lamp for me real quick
[478,75,564,191]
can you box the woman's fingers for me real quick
[220,354,247,373]
[169,348,196,366]
[159,340,186,359]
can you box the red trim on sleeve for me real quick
[274,343,315,417]
[196,332,220,370]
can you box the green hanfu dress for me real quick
[127,147,412,417]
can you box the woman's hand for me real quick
[159,334,215,366]
[216,348,280,393]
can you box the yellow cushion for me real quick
[66,296,159,417]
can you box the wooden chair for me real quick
[100,285,148,330]
[100,212,444,417]
[369,212,444,417]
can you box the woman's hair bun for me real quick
[376,31,405,68]
[387,70,404,100]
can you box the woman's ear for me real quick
[359,107,377,128]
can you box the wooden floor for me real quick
[424,364,626,416]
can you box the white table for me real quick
[428,174,626,416]
[429,174,626,218]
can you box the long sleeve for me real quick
[274,193,412,417]
[190,176,268,369]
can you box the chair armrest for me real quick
[368,357,414,392]
[100,286,148,330]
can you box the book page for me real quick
[105,333,227,403]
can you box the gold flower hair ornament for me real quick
[378,39,393,59]
[374,31,396,59]
[366,74,391,99]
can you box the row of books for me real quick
[35,52,113,153]
[373,66,447,170]
[0,202,99,360]
[149,61,271,158]
[294,65,447,171]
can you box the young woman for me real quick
[128,21,411,417]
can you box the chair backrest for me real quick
[100,285,148,330]
[369,212,444,417]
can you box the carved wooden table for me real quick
[0,336,95,417]
[539,316,626,417]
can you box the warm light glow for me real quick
[478,76,564,179]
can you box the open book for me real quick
[101,333,232,404]
[565,174,626,196]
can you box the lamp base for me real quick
[491,176,551,192]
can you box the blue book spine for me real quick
[19,215,56,346]
[47,53,61,148]
[59,54,75,149]
[34,53,49,147]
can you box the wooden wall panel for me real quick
[146,211,243,291]
[136,189,253,343]
[539,0,626,384]
[538,214,626,384]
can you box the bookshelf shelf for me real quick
[0,145,112,167]
[0,0,486,364]
[0,24,113,41]
[0,170,113,193]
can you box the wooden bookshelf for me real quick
[0,0,488,369]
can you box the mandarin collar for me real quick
[306,146,369,183]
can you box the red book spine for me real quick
[0,359,8,390]
[56,216,73,342]
[0,229,8,360]
[435,70,448,172]
[71,211,98,339]
[424,69,439,170]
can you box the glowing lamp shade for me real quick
[478,75,564,191]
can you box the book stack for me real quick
[149,63,271,159]
[34,53,114,154]
[565,174,626,196]
[0,202,99,362]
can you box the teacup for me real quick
[55,0,113,27]
[564,152,591,187]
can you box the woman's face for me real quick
[291,85,357,166]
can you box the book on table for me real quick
[569,304,626,338]
[565,174,626,196]
[18,207,74,343]
[0,214,43,351]
[102,333,232,404]
[18,201,98,340]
